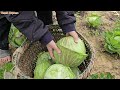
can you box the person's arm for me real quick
[55,11,76,34]
[55,11,79,43]
[4,11,53,45]
[4,11,61,59]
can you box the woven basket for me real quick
[9,25,95,79]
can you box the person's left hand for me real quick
[66,31,79,43]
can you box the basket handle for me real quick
[12,43,29,66]
[10,43,30,79]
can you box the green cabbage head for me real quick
[53,36,88,67]
[44,64,76,79]
[34,52,52,79]
[34,61,51,79]
[104,28,120,55]
[87,13,102,28]
[36,52,52,65]
[71,67,81,78]
[9,24,27,47]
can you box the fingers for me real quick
[47,46,55,60]
[47,40,61,60]
[67,31,79,43]
[52,44,61,55]
[49,40,61,54]
[0,56,11,66]
[66,33,69,36]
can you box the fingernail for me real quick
[75,41,78,43]
[58,53,61,56]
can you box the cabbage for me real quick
[87,13,102,28]
[34,61,51,79]
[87,72,115,79]
[9,24,27,47]
[0,62,14,79]
[104,28,120,55]
[44,64,76,79]
[34,52,52,79]
[36,52,54,66]
[71,67,81,78]
[53,36,88,67]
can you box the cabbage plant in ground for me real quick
[104,28,120,55]
[86,12,102,28]
[9,24,27,48]
[87,72,115,79]
[53,36,88,67]
[44,64,76,79]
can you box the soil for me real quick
[75,11,120,79]
[6,11,120,79]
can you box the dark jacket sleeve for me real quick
[55,11,76,34]
[4,11,53,45]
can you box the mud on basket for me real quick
[11,25,95,79]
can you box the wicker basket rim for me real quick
[10,32,95,79]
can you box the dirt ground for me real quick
[4,11,120,79]
[75,11,120,79]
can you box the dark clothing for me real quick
[0,17,11,50]
[36,11,53,25]
[0,11,76,50]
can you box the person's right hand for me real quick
[46,40,61,60]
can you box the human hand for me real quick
[66,31,79,43]
[46,40,61,59]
